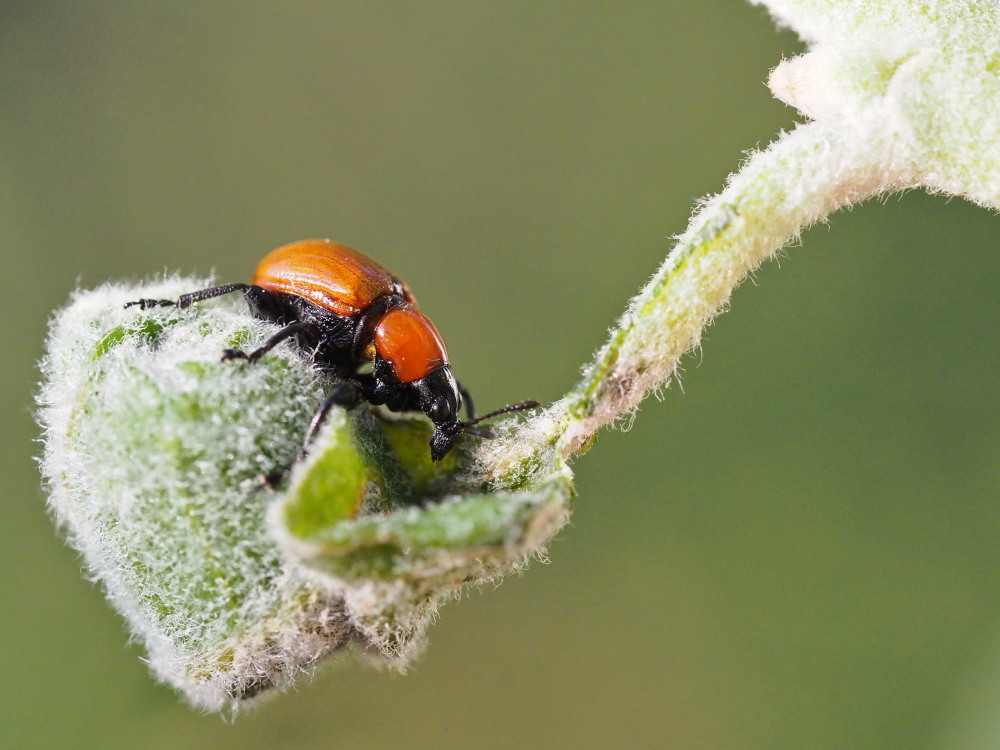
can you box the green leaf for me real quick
[38,279,571,709]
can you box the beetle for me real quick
[126,239,537,461]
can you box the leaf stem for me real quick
[556,114,903,457]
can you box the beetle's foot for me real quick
[260,465,290,490]
[124,298,176,311]
[258,446,311,490]
[223,346,269,365]
[220,348,250,363]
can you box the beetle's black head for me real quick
[427,412,495,462]
[414,367,540,461]
[414,367,465,460]
[419,367,462,428]
[429,424,459,462]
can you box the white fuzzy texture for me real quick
[752,0,995,45]
[37,279,355,712]
[759,0,1000,206]
[329,485,570,659]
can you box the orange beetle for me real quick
[128,239,535,460]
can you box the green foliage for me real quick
[38,279,570,710]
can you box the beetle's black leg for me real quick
[126,283,279,315]
[351,373,378,403]
[176,283,259,309]
[126,283,247,310]
[124,298,177,310]
[300,381,364,448]
[260,380,365,488]
[222,321,318,364]
[457,382,476,420]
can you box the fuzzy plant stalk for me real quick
[36,0,1000,713]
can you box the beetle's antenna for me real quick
[462,400,539,427]
[456,400,539,440]
[458,425,495,439]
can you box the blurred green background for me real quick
[4,2,1000,748]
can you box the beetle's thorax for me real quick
[374,305,449,383]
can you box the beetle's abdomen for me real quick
[374,306,448,383]
[252,239,399,317]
